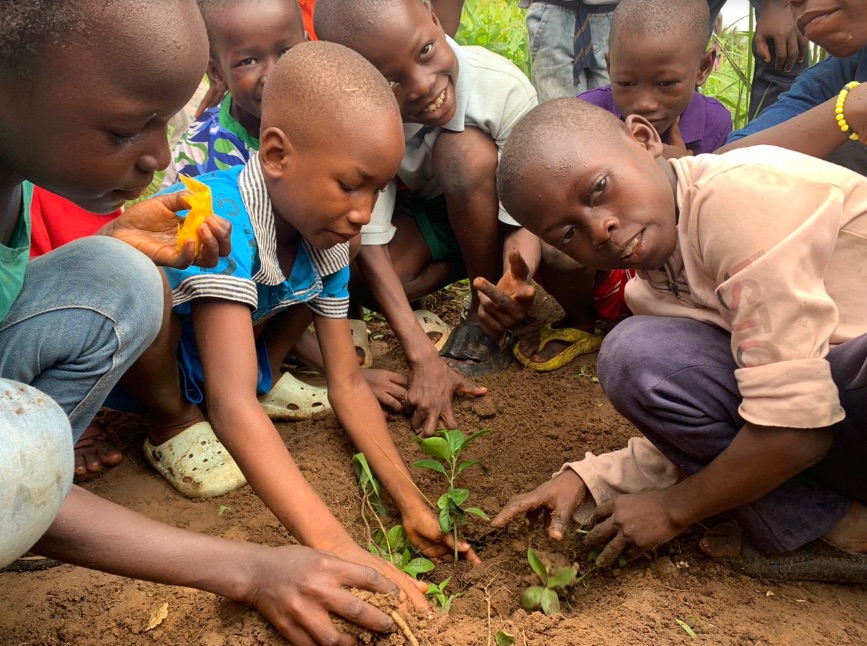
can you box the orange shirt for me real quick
[298,0,317,40]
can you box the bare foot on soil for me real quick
[823,502,867,554]
[699,520,743,558]
[73,421,123,481]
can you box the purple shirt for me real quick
[578,86,732,155]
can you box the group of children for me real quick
[2,0,866,642]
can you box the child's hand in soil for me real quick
[101,191,232,269]
[491,470,587,540]
[403,508,482,565]
[245,544,403,645]
[362,368,409,412]
[474,249,536,340]
[406,357,487,438]
[329,539,430,610]
[584,489,685,567]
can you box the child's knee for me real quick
[0,380,72,567]
[432,128,498,199]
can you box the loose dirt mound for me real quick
[2,286,865,645]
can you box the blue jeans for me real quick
[525,2,614,102]
[597,316,866,555]
[0,236,164,441]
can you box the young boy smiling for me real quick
[315,0,538,401]
[127,41,478,567]
[162,0,306,186]
[492,98,867,579]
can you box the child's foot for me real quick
[699,520,743,558]
[73,421,124,482]
[823,502,867,553]
[147,404,206,448]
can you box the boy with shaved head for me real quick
[0,2,431,642]
[492,98,867,582]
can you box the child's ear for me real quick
[605,51,611,75]
[624,114,664,158]
[695,48,716,88]
[205,59,229,95]
[259,126,295,180]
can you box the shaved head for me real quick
[611,0,710,57]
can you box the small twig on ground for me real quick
[390,610,420,646]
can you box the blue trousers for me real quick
[598,316,867,554]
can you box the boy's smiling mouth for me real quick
[619,230,643,261]
[422,88,446,113]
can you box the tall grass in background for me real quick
[456,0,825,132]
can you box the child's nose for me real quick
[138,132,171,174]
[588,213,618,247]
[632,90,659,114]
[404,69,435,102]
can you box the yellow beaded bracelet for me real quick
[835,81,861,142]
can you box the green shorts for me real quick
[397,192,462,264]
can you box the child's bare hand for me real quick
[845,82,867,141]
[328,540,430,610]
[194,82,226,119]
[475,250,535,339]
[402,508,481,565]
[244,544,401,646]
[406,356,487,438]
[104,192,231,268]
[361,368,409,412]
[491,470,587,540]
[753,0,807,71]
[584,489,685,568]
[661,117,693,160]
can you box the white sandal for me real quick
[258,372,333,420]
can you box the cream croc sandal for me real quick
[143,421,246,499]
[259,372,333,420]
[349,319,373,368]
[413,309,452,352]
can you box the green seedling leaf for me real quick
[547,566,578,590]
[412,458,446,475]
[540,588,561,616]
[618,555,628,568]
[495,631,516,646]
[463,427,492,445]
[404,557,436,578]
[414,436,452,461]
[456,459,479,475]
[464,507,489,520]
[443,428,466,455]
[386,525,407,550]
[676,619,697,639]
[527,548,549,585]
[439,506,452,533]
[449,487,470,506]
[217,505,231,517]
[437,492,451,510]
[520,585,544,611]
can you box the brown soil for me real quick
[1,285,865,645]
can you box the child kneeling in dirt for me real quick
[475,0,731,373]
[120,43,479,570]
[314,0,537,392]
[491,98,867,582]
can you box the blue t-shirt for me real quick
[579,86,733,155]
[158,158,350,400]
[728,50,867,142]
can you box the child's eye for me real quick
[558,227,576,248]
[615,81,635,88]
[420,42,434,57]
[657,80,679,88]
[108,131,138,145]
[237,58,257,67]
[590,176,607,200]
[387,79,401,92]
[339,182,356,193]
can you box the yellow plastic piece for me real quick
[175,175,214,253]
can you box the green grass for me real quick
[456,0,530,78]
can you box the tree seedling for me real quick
[520,548,577,616]
[413,428,491,562]
[425,576,462,613]
[369,524,435,580]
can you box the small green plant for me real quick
[425,576,463,613]
[573,366,599,383]
[368,524,436,580]
[520,548,577,616]
[494,630,515,646]
[676,618,698,640]
[413,428,491,561]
